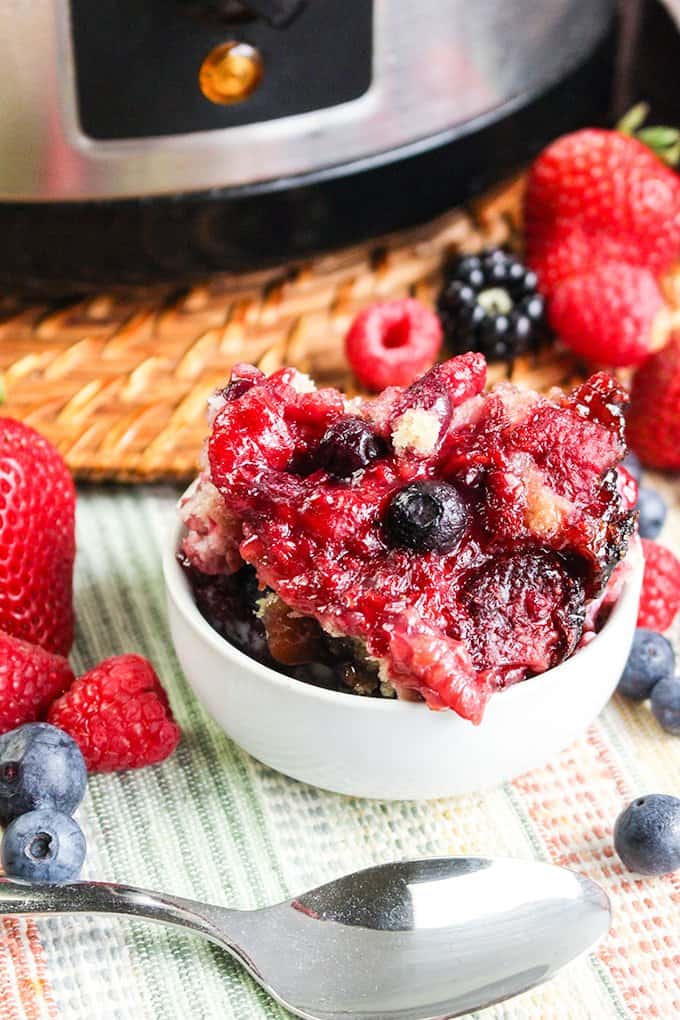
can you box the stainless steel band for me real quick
[0,0,613,201]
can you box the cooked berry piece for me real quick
[614,794,680,875]
[218,364,264,404]
[618,628,675,701]
[0,723,87,827]
[221,378,254,402]
[315,418,386,479]
[338,660,382,696]
[437,249,547,362]
[462,551,585,673]
[260,595,326,665]
[345,299,442,391]
[384,481,468,554]
[650,675,680,735]
[616,464,638,511]
[1,808,86,882]
[622,451,643,484]
[183,561,274,665]
[636,487,667,540]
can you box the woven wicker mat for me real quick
[0,177,589,483]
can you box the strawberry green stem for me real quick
[617,102,680,167]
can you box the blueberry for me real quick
[1,808,86,882]
[614,794,680,875]
[650,675,680,735]
[617,629,675,701]
[384,481,468,554]
[0,723,87,827]
[622,451,643,483]
[315,418,386,479]
[636,487,667,540]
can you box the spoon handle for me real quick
[0,877,241,949]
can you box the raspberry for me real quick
[638,539,680,631]
[345,299,442,391]
[0,632,74,735]
[48,654,180,772]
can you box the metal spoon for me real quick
[0,857,609,1020]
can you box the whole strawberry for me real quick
[547,262,666,367]
[0,419,76,655]
[627,332,680,470]
[48,654,180,772]
[0,631,74,734]
[525,107,680,367]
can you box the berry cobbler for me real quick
[179,355,635,723]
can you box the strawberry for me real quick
[548,262,665,367]
[525,108,680,367]
[0,419,76,655]
[637,539,680,632]
[0,631,74,735]
[48,654,180,773]
[627,332,680,470]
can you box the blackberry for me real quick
[437,249,548,362]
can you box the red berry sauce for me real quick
[201,356,634,723]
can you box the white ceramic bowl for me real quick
[164,518,642,801]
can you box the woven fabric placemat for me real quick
[0,481,678,1020]
[0,176,591,483]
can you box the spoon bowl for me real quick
[0,856,610,1019]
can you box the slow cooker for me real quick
[0,0,646,291]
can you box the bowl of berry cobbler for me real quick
[164,355,643,800]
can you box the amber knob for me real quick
[199,41,263,105]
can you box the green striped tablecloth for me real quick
[3,482,678,1020]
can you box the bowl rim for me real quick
[163,512,643,718]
